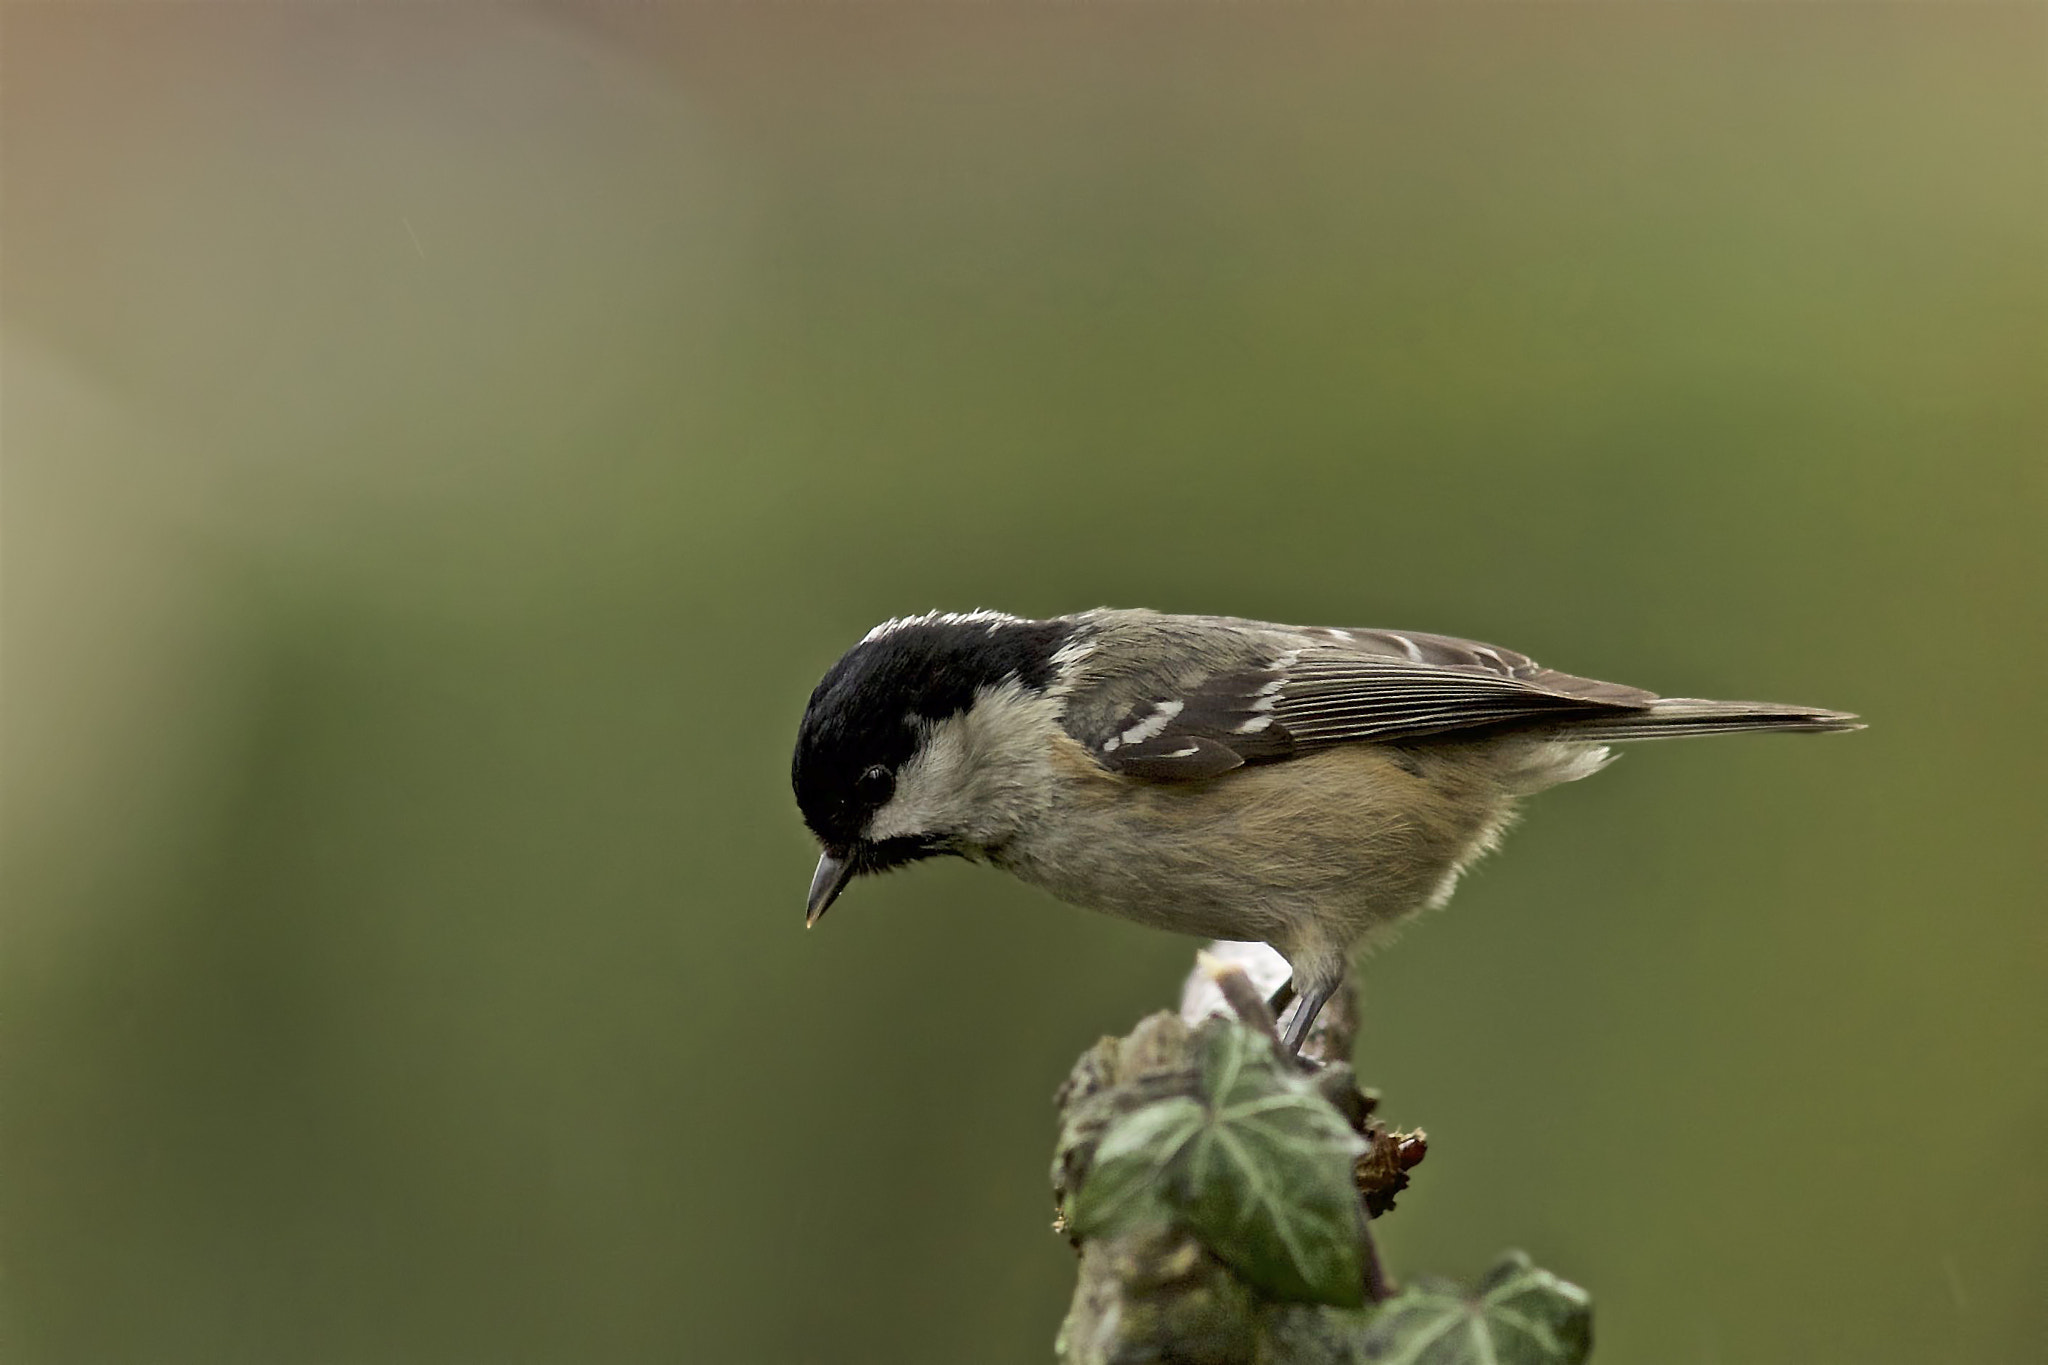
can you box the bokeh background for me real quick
[5,5,2043,1363]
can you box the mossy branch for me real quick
[1048,943,1588,1365]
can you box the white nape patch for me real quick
[1049,632,1096,688]
[1119,699,1184,746]
[862,608,1021,644]
[863,677,1067,847]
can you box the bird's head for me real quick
[791,611,1080,925]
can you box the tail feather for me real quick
[1564,698,1862,742]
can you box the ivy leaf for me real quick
[1063,1021,1372,1308]
[1360,1251,1592,1365]
[1176,1022,1372,1307]
[1064,1096,1205,1237]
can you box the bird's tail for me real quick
[1562,697,1863,742]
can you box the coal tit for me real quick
[791,608,1859,1053]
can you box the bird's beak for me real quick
[806,850,854,928]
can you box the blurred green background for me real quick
[5,5,2043,1363]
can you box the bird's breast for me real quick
[991,737,1521,947]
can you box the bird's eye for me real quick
[854,764,894,804]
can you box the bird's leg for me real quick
[1265,977,1297,1018]
[1279,978,1338,1055]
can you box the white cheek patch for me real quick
[865,716,972,843]
[860,678,1067,847]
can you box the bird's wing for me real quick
[1070,624,1657,782]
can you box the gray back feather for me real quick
[1057,611,1856,781]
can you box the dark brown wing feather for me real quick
[1085,625,1655,781]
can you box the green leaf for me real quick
[1065,1096,1205,1237]
[1360,1251,1592,1365]
[1179,1023,1371,1307]
[1063,1021,1371,1308]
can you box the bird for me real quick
[790,608,1859,1053]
